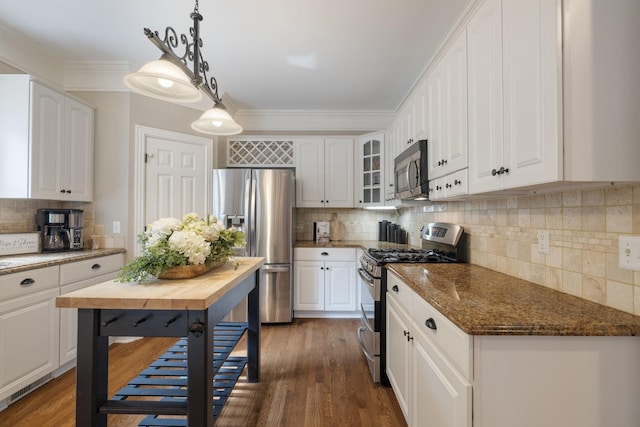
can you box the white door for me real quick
[324,138,354,208]
[135,126,212,254]
[294,261,325,311]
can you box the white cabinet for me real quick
[468,0,560,194]
[427,30,468,181]
[295,137,354,208]
[293,248,357,315]
[0,267,60,402]
[386,292,412,420]
[429,169,468,201]
[386,272,472,427]
[59,254,123,366]
[0,75,94,201]
[355,132,385,208]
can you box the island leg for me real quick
[76,308,109,427]
[247,269,261,382]
[187,310,214,426]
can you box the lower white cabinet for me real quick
[387,272,472,427]
[0,253,124,404]
[387,270,640,427]
[59,254,123,366]
[293,248,357,316]
[0,267,60,402]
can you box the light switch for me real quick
[619,236,640,271]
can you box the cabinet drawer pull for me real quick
[91,263,101,270]
[392,285,399,292]
[425,317,437,330]
[321,252,329,256]
[20,278,35,286]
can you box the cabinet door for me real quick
[65,98,94,201]
[502,0,560,189]
[356,133,384,207]
[413,79,427,141]
[0,288,59,401]
[412,326,472,427]
[324,138,354,208]
[324,261,356,311]
[386,294,411,422]
[59,278,93,366]
[295,138,325,207]
[467,0,504,194]
[30,82,66,200]
[443,30,468,176]
[293,261,324,311]
[427,62,445,180]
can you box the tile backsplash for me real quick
[0,199,123,249]
[397,184,640,316]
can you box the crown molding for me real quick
[0,21,64,86]
[233,109,395,133]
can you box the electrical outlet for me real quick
[537,229,550,255]
[619,236,640,271]
[113,221,121,234]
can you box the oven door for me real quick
[357,271,380,382]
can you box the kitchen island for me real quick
[56,256,264,427]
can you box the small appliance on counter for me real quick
[35,208,84,252]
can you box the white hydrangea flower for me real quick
[168,230,211,265]
[145,217,182,248]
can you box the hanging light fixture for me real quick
[123,0,242,135]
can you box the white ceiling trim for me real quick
[234,109,395,133]
[0,22,64,87]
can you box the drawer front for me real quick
[0,266,59,300]
[412,295,472,379]
[445,168,468,197]
[387,271,413,314]
[60,254,123,285]
[294,247,356,262]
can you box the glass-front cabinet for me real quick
[356,132,384,207]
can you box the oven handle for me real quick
[358,268,376,287]
[357,326,376,362]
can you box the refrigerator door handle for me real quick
[262,265,290,273]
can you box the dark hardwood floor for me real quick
[0,318,406,427]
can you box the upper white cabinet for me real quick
[295,137,354,208]
[468,0,560,194]
[0,75,94,201]
[427,30,468,181]
[355,132,385,208]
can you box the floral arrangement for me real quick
[117,213,245,284]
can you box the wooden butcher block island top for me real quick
[56,256,265,310]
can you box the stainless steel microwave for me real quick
[394,140,429,201]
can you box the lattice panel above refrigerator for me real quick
[227,139,294,167]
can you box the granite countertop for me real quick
[388,263,640,337]
[0,248,126,276]
[295,240,415,250]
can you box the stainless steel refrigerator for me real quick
[212,168,295,323]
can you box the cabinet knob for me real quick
[425,318,437,330]
[392,285,399,292]
[66,190,71,193]
[436,185,442,191]
[321,266,324,270]
[403,330,410,337]
[60,189,66,193]
[445,183,452,189]
[499,166,510,175]
[454,179,462,185]
[491,169,498,176]
[91,263,101,270]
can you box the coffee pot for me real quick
[44,227,70,250]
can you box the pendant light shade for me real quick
[123,54,202,104]
[191,105,243,135]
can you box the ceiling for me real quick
[0,0,471,112]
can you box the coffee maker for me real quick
[35,208,84,252]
